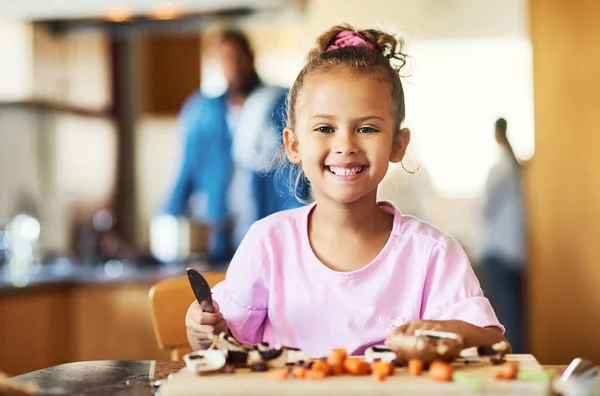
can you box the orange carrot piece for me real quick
[372,370,388,382]
[305,370,326,380]
[292,366,307,379]
[330,363,344,375]
[327,348,347,374]
[328,348,347,363]
[311,361,332,376]
[428,361,453,382]
[344,358,370,376]
[372,361,393,376]
[498,362,518,380]
[408,359,424,376]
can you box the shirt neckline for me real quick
[300,201,402,279]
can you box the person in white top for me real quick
[479,117,526,353]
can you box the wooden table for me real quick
[8,361,568,395]
[10,361,183,395]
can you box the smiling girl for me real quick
[185,24,509,357]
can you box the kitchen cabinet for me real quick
[0,279,194,376]
[0,286,71,376]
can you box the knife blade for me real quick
[186,268,214,313]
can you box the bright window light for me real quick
[402,37,534,198]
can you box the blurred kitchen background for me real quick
[0,0,598,376]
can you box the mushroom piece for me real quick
[285,347,312,366]
[385,330,464,366]
[184,350,227,374]
[259,347,288,369]
[205,333,312,369]
[364,345,398,364]
[459,340,511,364]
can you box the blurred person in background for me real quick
[479,117,526,353]
[162,28,304,262]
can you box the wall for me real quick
[135,116,181,247]
[0,25,114,254]
[0,21,33,101]
[528,0,600,364]
[31,26,111,110]
[0,107,42,220]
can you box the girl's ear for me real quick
[390,128,411,163]
[283,128,302,164]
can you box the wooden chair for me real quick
[148,272,226,360]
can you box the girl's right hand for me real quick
[185,300,228,350]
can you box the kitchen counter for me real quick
[0,258,228,376]
[0,258,228,291]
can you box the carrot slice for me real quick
[344,358,370,375]
[428,361,453,382]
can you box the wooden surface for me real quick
[0,286,71,376]
[70,283,171,363]
[149,272,226,360]
[8,359,569,396]
[160,355,550,396]
[139,33,201,115]
[527,0,600,364]
[0,270,228,375]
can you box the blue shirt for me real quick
[163,85,307,260]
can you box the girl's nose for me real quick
[333,130,359,155]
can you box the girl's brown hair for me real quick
[273,24,409,202]
[288,23,408,131]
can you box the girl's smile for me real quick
[325,163,368,181]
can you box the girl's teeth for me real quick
[329,166,362,175]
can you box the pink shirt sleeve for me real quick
[420,236,504,333]
[211,224,269,344]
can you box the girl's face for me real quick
[284,67,410,205]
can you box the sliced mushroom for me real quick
[364,345,397,364]
[226,350,249,367]
[257,342,270,352]
[259,347,288,369]
[184,350,227,374]
[459,340,510,364]
[247,350,263,366]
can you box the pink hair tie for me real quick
[326,30,376,52]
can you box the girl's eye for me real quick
[315,126,334,133]
[358,126,379,133]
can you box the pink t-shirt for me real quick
[212,201,503,357]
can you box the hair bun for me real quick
[308,23,407,72]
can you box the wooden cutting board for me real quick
[159,354,551,395]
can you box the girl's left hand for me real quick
[385,319,510,352]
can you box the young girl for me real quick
[185,24,509,357]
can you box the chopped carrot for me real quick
[330,363,344,375]
[344,358,371,376]
[497,362,518,380]
[328,348,347,364]
[388,363,395,376]
[372,361,393,376]
[372,370,387,382]
[311,361,332,376]
[428,361,453,382]
[494,371,506,380]
[268,369,289,380]
[327,348,347,374]
[292,366,307,379]
[305,370,326,380]
[408,359,424,376]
